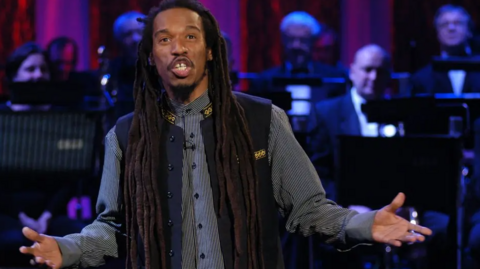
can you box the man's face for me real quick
[349,49,390,100]
[436,11,471,48]
[49,43,76,80]
[14,53,50,82]
[151,8,211,95]
[119,18,144,58]
[282,24,313,69]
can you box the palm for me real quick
[19,227,63,269]
[371,193,432,247]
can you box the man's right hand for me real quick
[19,227,63,269]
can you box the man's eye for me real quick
[187,35,196,39]
[159,38,170,42]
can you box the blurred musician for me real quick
[46,37,100,96]
[2,42,51,111]
[410,4,480,95]
[250,11,346,100]
[108,11,146,120]
[307,44,391,201]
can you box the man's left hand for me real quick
[372,192,432,247]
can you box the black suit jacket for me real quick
[249,61,348,103]
[306,93,360,198]
[410,64,480,95]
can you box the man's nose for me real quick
[292,38,303,48]
[369,70,378,81]
[32,68,43,79]
[171,39,187,55]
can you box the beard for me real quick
[167,65,208,102]
[170,83,197,103]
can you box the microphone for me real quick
[183,141,196,150]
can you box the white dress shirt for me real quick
[350,88,378,137]
[448,70,466,95]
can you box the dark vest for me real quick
[115,92,283,269]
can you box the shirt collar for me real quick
[166,89,211,116]
[350,87,366,116]
[160,90,213,124]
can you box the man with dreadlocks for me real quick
[19,0,431,269]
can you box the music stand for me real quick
[0,110,103,179]
[432,56,480,72]
[8,81,85,106]
[336,135,463,268]
[361,95,480,148]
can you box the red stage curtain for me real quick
[0,0,35,95]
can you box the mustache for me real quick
[168,56,194,70]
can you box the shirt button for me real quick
[198,223,203,229]
[169,250,174,257]
[167,192,173,199]
[192,162,196,169]
[168,164,174,171]
[200,253,205,259]
[194,193,199,199]
[169,136,175,142]
[190,133,195,138]
[168,220,173,227]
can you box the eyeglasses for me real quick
[437,20,468,30]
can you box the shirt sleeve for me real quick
[54,128,126,268]
[267,105,376,248]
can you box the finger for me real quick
[19,246,36,255]
[408,223,433,236]
[45,260,57,269]
[387,239,402,247]
[384,192,405,213]
[36,256,46,264]
[400,231,426,242]
[22,227,44,242]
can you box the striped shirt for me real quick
[55,93,376,269]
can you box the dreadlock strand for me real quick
[231,106,260,269]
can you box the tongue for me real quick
[171,67,191,78]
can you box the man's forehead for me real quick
[154,8,203,30]
[283,24,311,36]
[121,18,143,31]
[356,52,386,66]
[438,11,467,21]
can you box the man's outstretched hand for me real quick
[19,227,63,269]
[372,192,432,247]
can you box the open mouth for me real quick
[170,58,193,78]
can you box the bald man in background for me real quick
[306,44,391,202]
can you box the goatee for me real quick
[170,83,197,103]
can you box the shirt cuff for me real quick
[54,236,82,268]
[345,210,377,244]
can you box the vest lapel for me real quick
[200,116,235,269]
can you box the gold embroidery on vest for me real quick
[202,103,213,118]
[161,109,176,125]
[254,149,266,160]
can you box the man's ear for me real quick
[149,54,155,66]
[207,49,213,61]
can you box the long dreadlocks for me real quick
[124,0,264,268]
